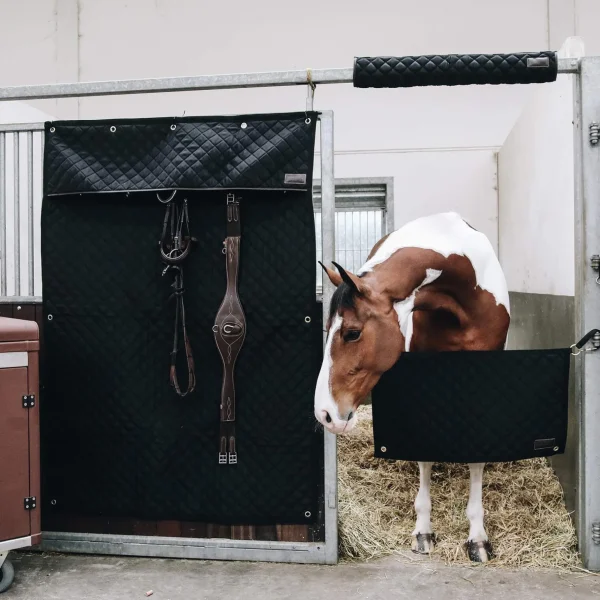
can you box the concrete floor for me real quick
[4,552,600,600]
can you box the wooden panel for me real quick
[277,525,309,542]
[231,525,255,540]
[0,367,32,541]
[156,521,182,537]
[0,305,13,319]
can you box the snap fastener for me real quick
[240,122,247,129]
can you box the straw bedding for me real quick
[338,406,579,570]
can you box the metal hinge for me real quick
[590,123,600,146]
[22,395,35,408]
[592,522,600,545]
[24,496,36,510]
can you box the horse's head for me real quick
[314,261,404,434]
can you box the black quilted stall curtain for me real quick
[40,113,323,525]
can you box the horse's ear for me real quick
[331,261,365,295]
[318,261,342,287]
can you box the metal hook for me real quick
[157,190,177,204]
[305,68,317,115]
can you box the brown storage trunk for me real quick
[0,317,41,547]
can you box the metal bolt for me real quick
[380,446,387,453]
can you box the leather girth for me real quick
[213,193,246,465]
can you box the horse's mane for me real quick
[328,281,356,325]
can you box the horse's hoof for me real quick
[465,540,494,563]
[411,532,436,554]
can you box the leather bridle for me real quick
[158,191,196,397]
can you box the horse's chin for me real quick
[327,413,359,435]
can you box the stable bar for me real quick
[319,110,338,565]
[13,133,20,296]
[0,123,44,133]
[0,133,5,296]
[0,58,578,103]
[27,131,34,296]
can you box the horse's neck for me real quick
[362,247,453,302]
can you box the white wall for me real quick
[315,148,498,247]
[498,60,576,296]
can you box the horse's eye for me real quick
[343,330,361,343]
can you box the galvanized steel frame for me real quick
[575,56,600,571]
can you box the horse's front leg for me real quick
[465,462,494,562]
[412,461,436,554]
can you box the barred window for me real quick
[313,178,393,294]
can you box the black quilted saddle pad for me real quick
[371,348,571,463]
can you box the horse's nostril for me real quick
[325,412,332,424]
[347,411,353,421]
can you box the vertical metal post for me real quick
[0,132,5,296]
[13,133,20,296]
[319,110,338,565]
[578,55,600,571]
[27,131,34,296]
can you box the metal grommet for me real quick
[50,499,57,506]
[553,446,559,452]
[380,446,387,453]
[222,247,227,255]
[241,122,247,129]
[305,117,311,125]
[212,325,218,333]
[49,126,56,133]
[304,511,311,518]
[304,316,311,323]
[170,124,177,131]
[47,314,53,321]
[110,126,116,133]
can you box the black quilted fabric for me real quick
[44,112,318,196]
[371,349,570,463]
[353,52,557,88]
[40,114,323,524]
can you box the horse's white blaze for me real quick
[314,316,356,433]
[393,268,442,351]
[466,463,488,542]
[358,212,510,314]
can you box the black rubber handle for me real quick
[574,329,600,350]
[353,52,557,89]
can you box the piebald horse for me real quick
[315,211,510,562]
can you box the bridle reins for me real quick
[158,190,196,397]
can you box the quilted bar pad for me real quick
[44,112,318,196]
[372,348,570,464]
[353,52,557,88]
